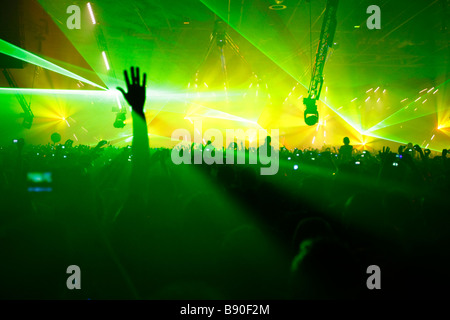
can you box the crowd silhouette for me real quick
[1,67,450,299]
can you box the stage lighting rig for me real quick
[193,19,250,87]
[21,111,34,129]
[2,69,35,129]
[214,20,227,47]
[113,112,126,128]
[303,0,339,126]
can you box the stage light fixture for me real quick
[303,97,319,126]
[114,112,126,128]
[269,0,287,10]
[22,112,34,129]
[87,3,96,25]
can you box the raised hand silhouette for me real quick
[117,67,147,116]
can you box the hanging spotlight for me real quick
[269,0,287,10]
[113,112,126,128]
[214,20,227,47]
[303,97,319,126]
[21,112,34,129]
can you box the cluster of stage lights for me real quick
[2,1,447,150]
[86,2,124,127]
[198,0,450,150]
[86,3,110,72]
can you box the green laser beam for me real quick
[199,0,362,134]
[0,88,109,95]
[367,79,450,132]
[0,38,107,90]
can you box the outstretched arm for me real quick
[117,67,150,200]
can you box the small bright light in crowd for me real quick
[427,87,434,93]
[415,97,421,102]
[420,88,427,93]
[204,82,208,88]
[257,84,260,88]
[374,87,379,92]
[351,97,357,102]
[294,165,299,170]
[195,84,198,88]
[433,89,439,94]
[431,135,435,140]
[184,21,190,25]
[256,90,258,96]
[377,98,381,102]
[188,83,190,88]
[288,157,291,160]
[73,134,78,141]
[354,25,360,28]
[422,99,427,104]
[366,88,373,93]
[401,98,408,102]
[102,51,110,70]
[249,83,253,88]
[265,84,268,89]
[365,96,370,102]
[268,94,271,99]
[293,86,296,91]
[87,3,96,25]
[312,136,316,144]
[62,117,66,121]
[363,141,366,146]
[425,144,429,148]
[383,89,386,93]
[324,131,326,137]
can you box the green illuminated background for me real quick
[0,0,448,151]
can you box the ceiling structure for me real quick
[0,0,448,150]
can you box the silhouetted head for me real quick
[343,137,350,145]
[290,237,360,299]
